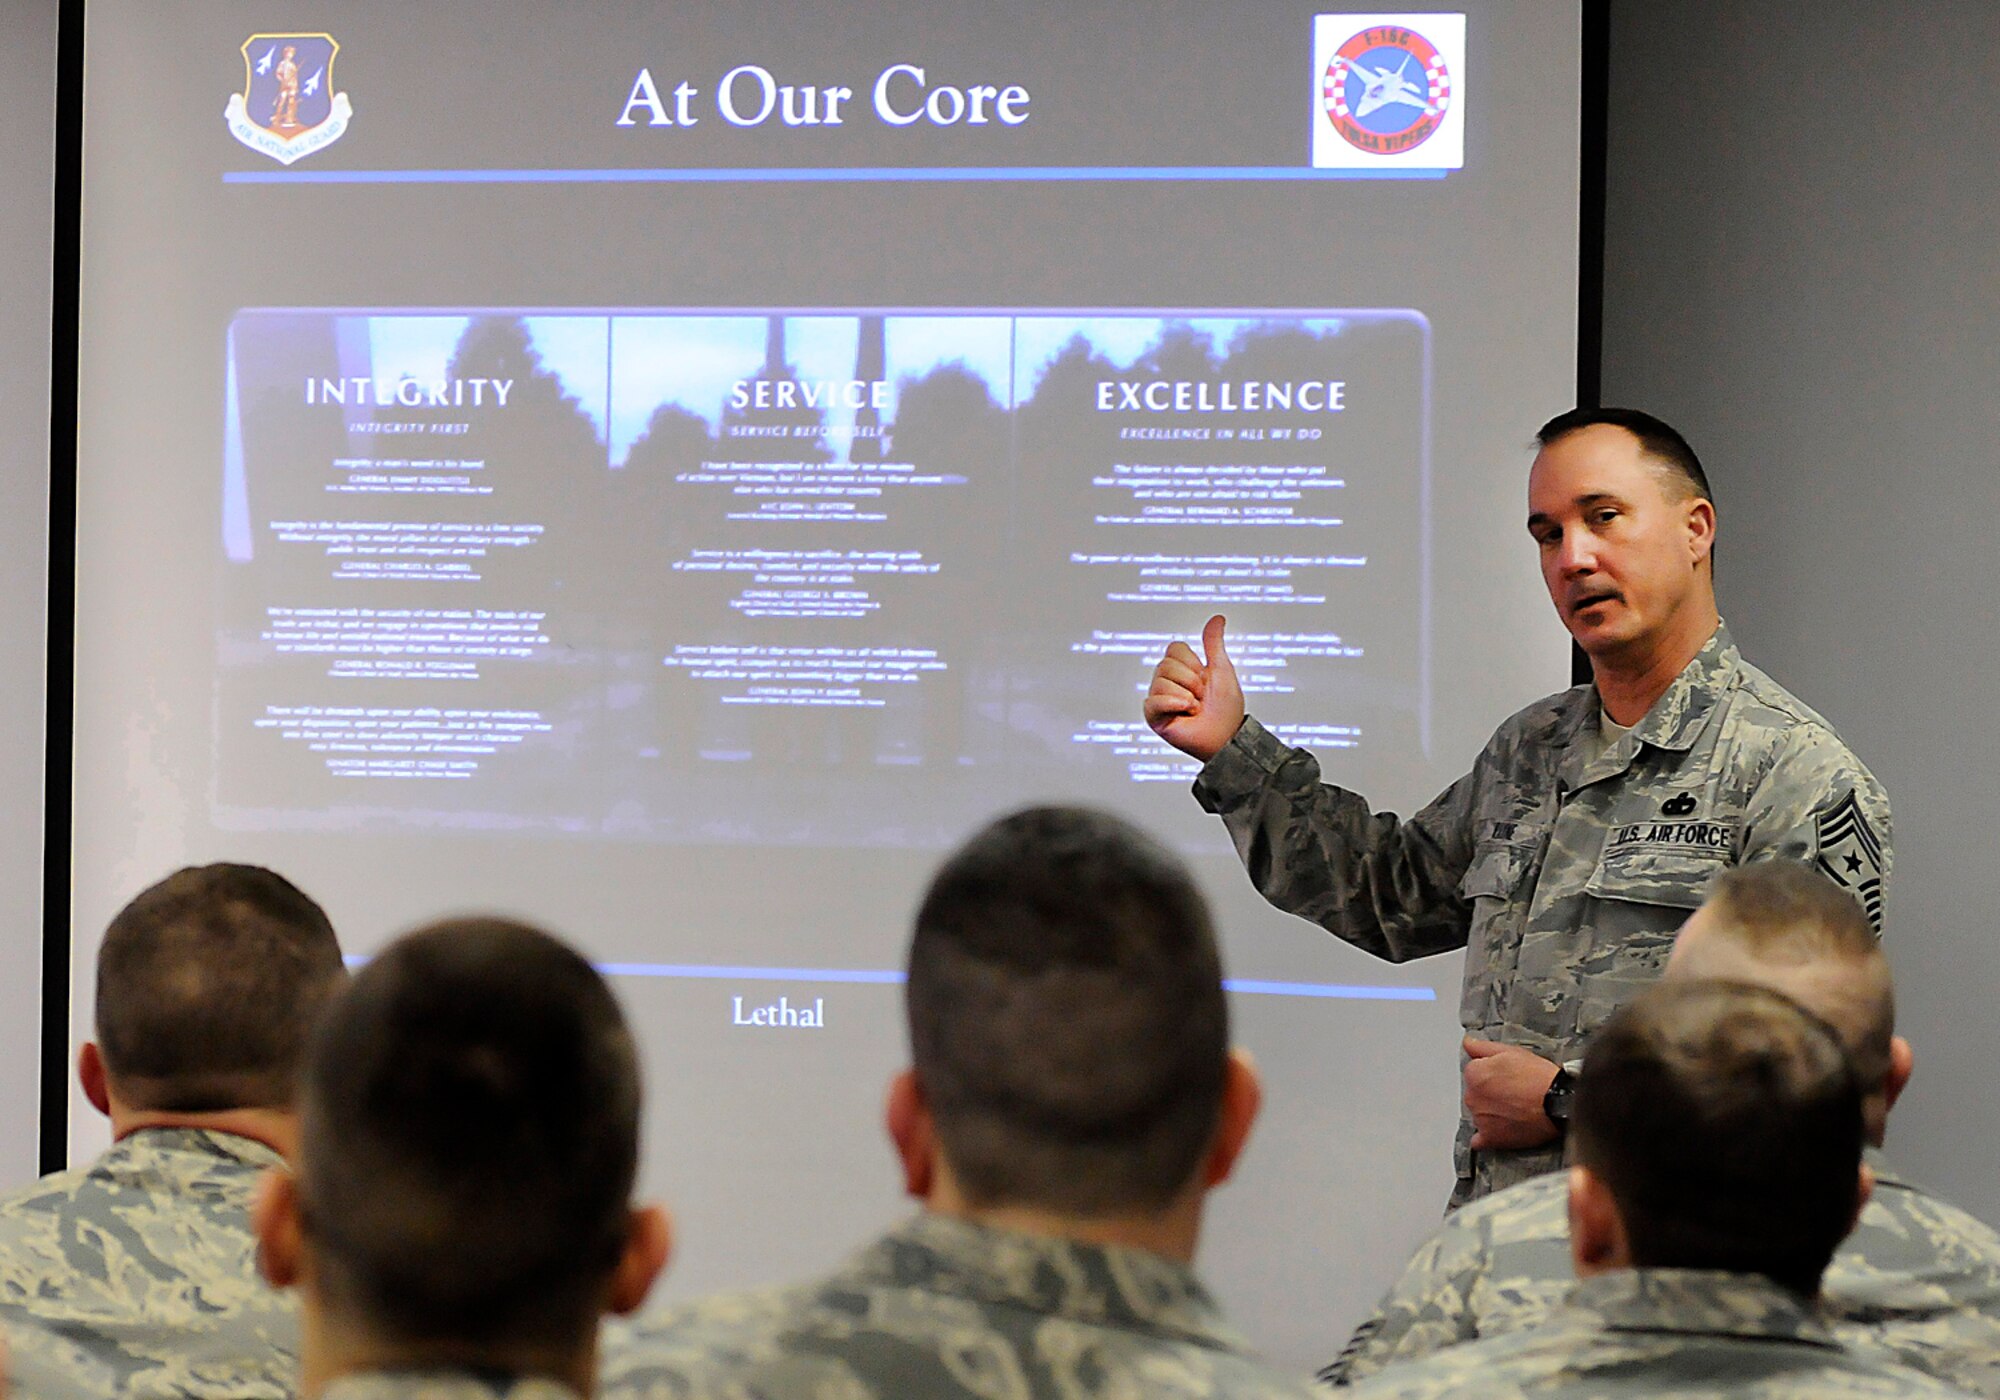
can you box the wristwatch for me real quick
[1542,1066,1576,1132]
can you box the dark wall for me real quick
[1602,0,2000,1219]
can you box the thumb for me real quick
[1463,1037,1506,1059]
[1202,614,1230,669]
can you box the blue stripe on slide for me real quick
[224,165,1450,186]
[344,956,1436,1001]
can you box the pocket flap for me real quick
[1585,848,1725,910]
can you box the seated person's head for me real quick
[1669,860,1907,1143]
[890,805,1259,1257]
[255,918,668,1391]
[84,863,346,1123]
[1568,978,1869,1299]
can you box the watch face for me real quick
[1544,1071,1574,1124]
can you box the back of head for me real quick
[1573,979,1863,1297]
[298,918,641,1351]
[96,863,345,1111]
[907,806,1226,1217]
[1536,406,1713,506]
[1674,861,1893,1088]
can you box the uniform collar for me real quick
[841,1212,1246,1354]
[321,1368,580,1400]
[1622,622,1742,754]
[1568,1267,1837,1347]
[113,1124,287,1171]
[1558,622,1740,788]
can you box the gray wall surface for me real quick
[0,0,55,1188]
[1602,1,2000,1219]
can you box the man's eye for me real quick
[1592,509,1618,525]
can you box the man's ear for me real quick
[1883,1036,1914,1115]
[1201,1048,1263,1190]
[78,1043,110,1118]
[606,1204,672,1317]
[885,1069,935,1201]
[1685,496,1716,568]
[1567,1165,1630,1278]
[252,1167,305,1290]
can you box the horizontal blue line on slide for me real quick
[342,954,1434,1001]
[222,165,1450,186]
[597,962,1436,1001]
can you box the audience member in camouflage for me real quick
[255,919,667,1400]
[1147,410,1891,1206]
[1344,979,1969,1399]
[0,863,347,1400]
[1327,863,2000,1395]
[1345,1269,1973,1400]
[0,1128,294,1399]
[609,1212,1311,1400]
[1326,1154,2000,1394]
[604,807,1315,1400]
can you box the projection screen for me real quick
[71,2,1580,1366]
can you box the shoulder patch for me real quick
[1814,789,1886,934]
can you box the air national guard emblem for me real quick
[1815,788,1887,933]
[224,34,351,165]
[1323,25,1450,154]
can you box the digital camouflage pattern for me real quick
[1192,624,1891,1204]
[1324,1151,2000,1396]
[0,1127,298,1400]
[1342,1268,1975,1400]
[322,1370,580,1400]
[600,1212,1321,1400]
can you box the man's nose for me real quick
[1557,530,1597,575]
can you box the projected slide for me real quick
[76,0,1583,1364]
[219,308,1427,843]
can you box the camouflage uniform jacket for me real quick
[0,1126,298,1400]
[1192,623,1891,1202]
[1325,1149,2000,1396]
[599,1211,1321,1400]
[322,1370,579,1400]
[1341,1268,1975,1400]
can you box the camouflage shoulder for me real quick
[1726,656,1853,735]
[600,1282,820,1398]
[1461,1170,1570,1241]
[1323,1174,1572,1386]
[1487,684,1593,754]
[1340,1328,1553,1400]
[0,1163,95,1226]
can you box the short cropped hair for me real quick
[1574,979,1863,1297]
[298,918,641,1349]
[96,864,345,1111]
[907,806,1227,1216]
[1537,406,1713,506]
[1686,862,1892,1087]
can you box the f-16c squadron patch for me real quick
[1322,24,1451,154]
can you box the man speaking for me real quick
[1143,408,1891,1207]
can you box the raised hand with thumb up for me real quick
[1143,614,1246,763]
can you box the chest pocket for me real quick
[1570,847,1725,1043]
